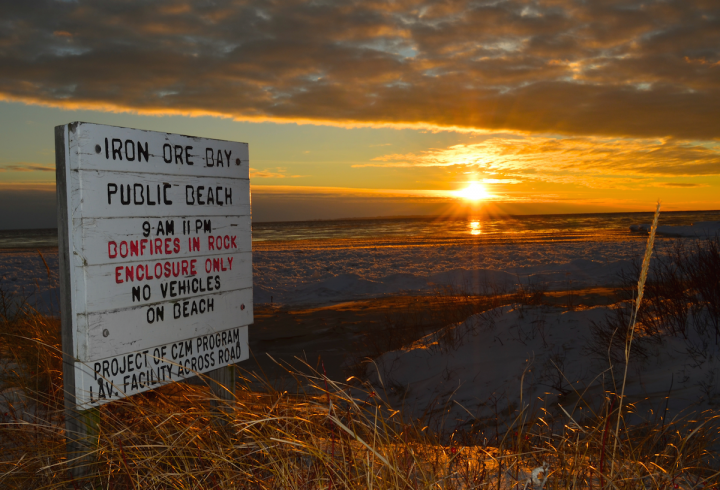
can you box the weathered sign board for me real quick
[55,122,251,410]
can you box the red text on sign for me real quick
[208,235,237,250]
[108,238,181,258]
[115,259,198,284]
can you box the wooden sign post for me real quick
[55,122,252,476]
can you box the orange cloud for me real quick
[653,182,709,188]
[0,163,55,172]
[365,135,720,186]
[250,167,304,179]
[0,181,55,191]
[251,185,450,199]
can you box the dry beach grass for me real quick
[3,215,720,488]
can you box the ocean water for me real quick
[4,210,718,249]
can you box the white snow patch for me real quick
[0,239,679,308]
[368,304,720,434]
[254,240,649,305]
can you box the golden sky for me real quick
[0,0,719,225]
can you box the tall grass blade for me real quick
[609,201,661,485]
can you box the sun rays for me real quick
[453,182,492,202]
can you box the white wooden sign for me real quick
[56,122,251,408]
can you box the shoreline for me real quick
[0,228,651,254]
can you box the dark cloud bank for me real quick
[1,0,719,140]
[0,190,56,229]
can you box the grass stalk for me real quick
[609,201,661,484]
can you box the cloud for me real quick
[0,181,55,191]
[248,184,670,221]
[654,182,709,188]
[0,0,718,140]
[0,189,57,229]
[250,167,303,179]
[366,135,720,186]
[251,185,450,199]
[0,163,55,172]
[483,178,522,184]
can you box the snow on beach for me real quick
[369,304,720,434]
[361,221,720,434]
[0,233,701,310]
[3,220,720,437]
[3,219,719,309]
[1,236,648,310]
[252,220,720,304]
[252,238,649,304]
[0,250,59,314]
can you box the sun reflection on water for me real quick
[469,221,482,235]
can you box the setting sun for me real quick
[454,182,492,201]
